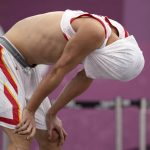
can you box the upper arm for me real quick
[52,21,105,77]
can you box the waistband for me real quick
[0,36,35,68]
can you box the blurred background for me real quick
[0,0,149,149]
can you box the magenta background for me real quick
[0,0,149,149]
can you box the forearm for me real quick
[26,69,65,113]
[49,70,93,115]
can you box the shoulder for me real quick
[70,18,105,49]
[72,17,105,43]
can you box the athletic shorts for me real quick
[0,44,51,130]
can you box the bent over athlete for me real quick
[0,9,144,150]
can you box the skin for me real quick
[4,10,119,148]
[3,127,63,150]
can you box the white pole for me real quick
[115,97,123,150]
[139,98,147,150]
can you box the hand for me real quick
[15,108,36,140]
[46,111,67,145]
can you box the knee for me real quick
[38,142,62,150]
[9,136,32,150]
[8,143,30,150]
[37,135,61,150]
[15,145,30,150]
[38,139,53,149]
[36,129,62,150]
[2,127,32,150]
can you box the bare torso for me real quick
[4,11,119,66]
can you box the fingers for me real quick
[17,123,32,135]
[16,122,36,140]
[27,127,36,140]
[48,128,64,145]
[48,127,53,140]
[54,127,67,146]
[15,119,36,140]
[15,119,27,130]
[62,128,68,141]
[46,115,67,145]
[15,120,30,133]
[57,127,65,145]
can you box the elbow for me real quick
[50,66,65,81]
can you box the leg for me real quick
[2,127,32,150]
[31,70,63,150]
[35,129,62,150]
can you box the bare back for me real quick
[5,11,67,65]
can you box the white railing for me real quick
[66,97,149,150]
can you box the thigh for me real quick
[35,129,62,150]
[2,127,32,150]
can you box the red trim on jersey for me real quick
[0,46,18,94]
[62,33,69,41]
[105,16,129,38]
[70,13,107,38]
[104,16,119,36]
[104,17,112,27]
[124,28,129,37]
[0,85,20,125]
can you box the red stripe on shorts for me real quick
[0,45,18,94]
[0,85,20,125]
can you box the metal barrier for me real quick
[2,97,149,150]
[66,97,149,150]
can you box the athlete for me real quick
[0,9,144,150]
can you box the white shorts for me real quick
[0,44,51,130]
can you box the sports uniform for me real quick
[61,9,144,81]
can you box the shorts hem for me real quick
[0,122,16,129]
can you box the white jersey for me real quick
[60,9,144,81]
